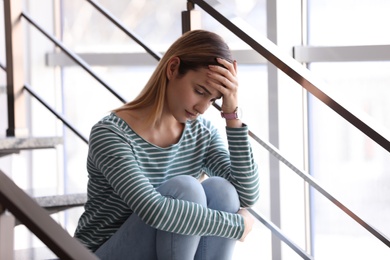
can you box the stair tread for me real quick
[15,193,87,225]
[34,193,87,208]
[0,137,63,157]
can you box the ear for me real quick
[166,57,180,80]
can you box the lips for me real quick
[185,110,198,118]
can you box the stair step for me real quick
[0,137,62,157]
[15,193,87,226]
[34,193,87,214]
[13,194,88,258]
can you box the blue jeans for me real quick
[94,175,240,260]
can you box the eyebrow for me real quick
[198,85,222,99]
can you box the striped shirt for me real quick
[74,113,259,251]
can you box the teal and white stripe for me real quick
[74,113,259,251]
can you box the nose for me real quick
[194,100,211,115]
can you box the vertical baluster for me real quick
[4,0,27,137]
[181,1,202,34]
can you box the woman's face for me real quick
[166,60,222,123]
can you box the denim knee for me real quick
[201,177,240,213]
[157,175,207,207]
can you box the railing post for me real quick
[0,205,15,260]
[4,0,28,137]
[181,1,201,34]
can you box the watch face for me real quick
[237,107,243,119]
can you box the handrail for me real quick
[190,0,390,153]
[0,62,5,71]
[195,0,390,249]
[20,12,127,104]
[86,0,162,61]
[23,84,89,144]
[0,169,98,260]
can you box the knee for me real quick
[158,175,207,206]
[201,177,240,213]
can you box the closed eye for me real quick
[195,88,205,95]
[196,85,211,96]
[195,84,221,102]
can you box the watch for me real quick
[221,107,242,120]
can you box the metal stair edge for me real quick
[14,193,87,226]
[0,136,63,157]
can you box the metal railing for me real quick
[192,0,390,249]
[86,0,162,61]
[23,84,89,144]
[2,0,390,259]
[192,0,390,153]
[21,12,127,105]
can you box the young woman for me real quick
[74,30,260,260]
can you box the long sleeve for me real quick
[202,123,260,207]
[74,114,249,251]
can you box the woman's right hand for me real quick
[238,208,255,242]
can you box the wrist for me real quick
[226,119,243,128]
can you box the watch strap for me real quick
[221,107,239,120]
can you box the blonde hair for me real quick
[113,30,233,125]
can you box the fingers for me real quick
[238,208,255,242]
[216,57,237,76]
[206,58,239,112]
[207,58,238,93]
[209,58,237,79]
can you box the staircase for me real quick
[0,169,95,260]
[0,136,90,259]
[1,0,390,259]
